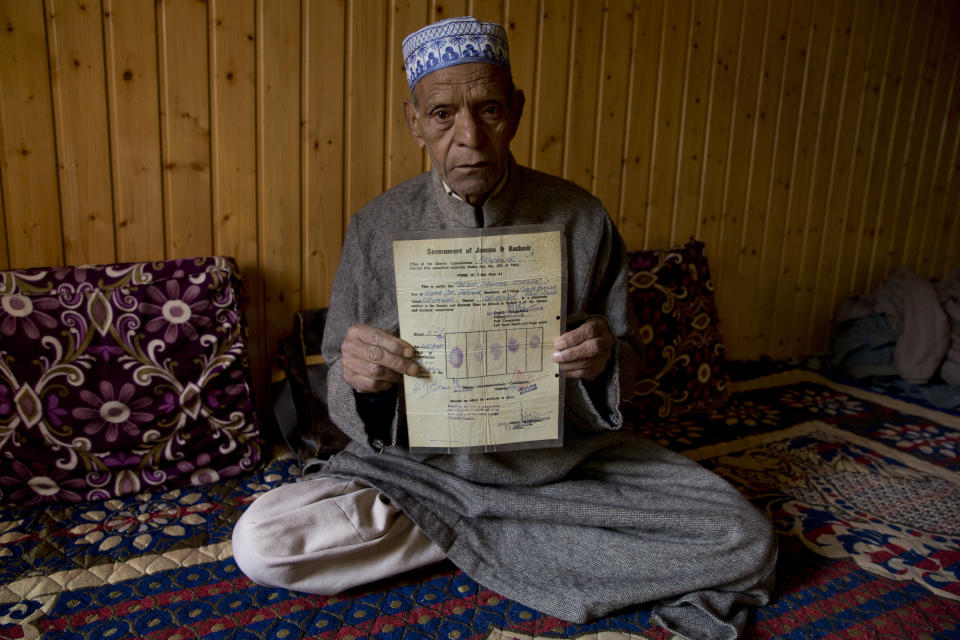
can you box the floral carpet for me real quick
[1,369,959,639]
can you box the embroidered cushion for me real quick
[624,240,730,422]
[0,257,260,505]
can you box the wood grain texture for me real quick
[1,0,958,391]
[103,0,164,263]
[157,0,213,259]
[0,0,63,268]
[47,0,115,265]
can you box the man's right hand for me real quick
[341,324,420,393]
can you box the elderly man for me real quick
[234,17,776,640]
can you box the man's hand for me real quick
[341,324,420,393]
[552,317,615,381]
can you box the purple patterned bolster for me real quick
[0,256,261,505]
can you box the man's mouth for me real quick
[453,162,493,171]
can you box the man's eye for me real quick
[432,110,451,121]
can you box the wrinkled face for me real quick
[404,63,524,205]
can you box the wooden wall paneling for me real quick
[529,0,571,177]
[210,0,264,397]
[881,0,943,281]
[387,0,428,189]
[787,0,850,356]
[840,0,898,303]
[752,0,814,356]
[102,0,164,263]
[904,9,956,280]
[469,0,502,24]
[860,0,917,292]
[615,0,663,249]
[673,0,719,244]
[157,0,213,258]
[46,0,115,266]
[590,0,634,216]
[765,0,828,359]
[562,0,603,192]
[710,0,767,355]
[697,0,743,348]
[897,2,952,276]
[692,0,736,253]
[930,40,960,277]
[258,0,302,370]
[941,104,960,273]
[303,0,345,309]
[643,0,691,250]
[0,174,7,269]
[805,0,876,353]
[503,0,538,168]
[344,0,386,221]
[0,0,64,269]
[434,0,469,21]
[725,0,791,353]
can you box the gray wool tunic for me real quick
[318,161,777,640]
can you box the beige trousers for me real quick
[231,477,447,593]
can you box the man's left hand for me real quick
[552,317,615,380]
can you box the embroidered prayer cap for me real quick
[402,16,511,92]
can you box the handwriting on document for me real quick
[393,226,565,453]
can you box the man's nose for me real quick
[453,111,483,147]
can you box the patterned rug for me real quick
[1,370,959,639]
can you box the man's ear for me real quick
[403,100,426,149]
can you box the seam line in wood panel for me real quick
[754,0,794,313]
[209,0,221,257]
[589,1,610,195]
[927,46,960,276]
[849,0,897,294]
[694,0,724,241]
[301,0,309,298]
[560,0,580,181]
[344,0,354,224]
[97,0,119,263]
[156,0,172,259]
[900,0,948,276]
[615,0,641,228]
[642,0,669,250]
[883,3,936,281]
[856,0,899,290]
[382,0,392,193]
[529,0,544,168]
[772,0,815,346]
[865,0,917,290]
[42,0,67,266]
[911,10,954,277]
[826,0,880,336]
[669,0,696,247]
[204,0,215,258]
[255,0,266,302]
[102,0,120,260]
[793,0,839,331]
[803,0,860,354]
[715,0,749,260]
[736,0,772,274]
[931,41,960,277]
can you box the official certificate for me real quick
[392,225,566,453]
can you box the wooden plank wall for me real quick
[1,0,959,408]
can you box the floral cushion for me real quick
[624,240,730,422]
[0,257,260,505]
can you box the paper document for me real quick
[393,225,565,453]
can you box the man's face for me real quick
[404,63,524,205]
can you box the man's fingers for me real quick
[347,324,415,360]
[553,317,608,351]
